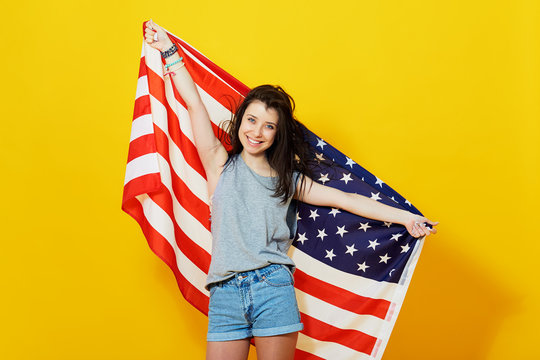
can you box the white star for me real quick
[405,200,412,206]
[379,253,391,264]
[361,177,365,181]
[358,222,371,232]
[367,239,380,250]
[390,196,398,203]
[357,262,370,272]
[316,228,328,241]
[318,173,330,184]
[316,138,327,149]
[296,212,301,221]
[325,249,336,261]
[328,208,341,217]
[375,176,385,188]
[336,225,348,238]
[309,209,319,221]
[401,243,411,253]
[345,157,356,168]
[383,222,393,228]
[370,192,382,201]
[315,153,325,161]
[345,244,358,256]
[340,173,353,185]
[390,233,403,241]
[297,232,308,245]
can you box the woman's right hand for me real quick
[144,20,174,52]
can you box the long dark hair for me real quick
[223,85,312,203]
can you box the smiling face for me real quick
[238,100,279,158]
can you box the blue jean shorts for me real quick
[207,263,304,341]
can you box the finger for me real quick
[415,222,427,237]
[422,224,431,236]
[423,224,437,236]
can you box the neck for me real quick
[240,150,275,176]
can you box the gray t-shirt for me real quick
[205,154,298,289]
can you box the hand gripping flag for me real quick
[122,21,427,360]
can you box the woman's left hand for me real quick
[403,214,439,238]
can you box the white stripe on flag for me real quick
[295,289,389,339]
[297,333,372,360]
[149,93,209,205]
[144,42,164,79]
[290,248,399,302]
[135,75,149,99]
[136,193,209,295]
[176,42,242,97]
[156,153,213,253]
[124,153,160,185]
[130,114,154,142]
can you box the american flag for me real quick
[122,21,426,360]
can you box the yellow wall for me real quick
[2,1,538,359]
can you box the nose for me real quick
[254,124,263,137]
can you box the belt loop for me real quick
[254,268,262,282]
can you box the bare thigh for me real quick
[254,332,298,360]
[206,339,251,360]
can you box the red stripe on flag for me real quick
[133,94,151,120]
[138,55,147,78]
[152,125,211,228]
[166,76,233,153]
[294,269,391,319]
[300,313,377,355]
[145,66,207,179]
[127,134,157,162]
[123,194,210,315]
[178,54,244,114]
[122,173,160,207]
[166,33,250,97]
[294,349,326,360]
[148,188,211,273]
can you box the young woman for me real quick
[144,20,438,360]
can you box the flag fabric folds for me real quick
[122,21,426,360]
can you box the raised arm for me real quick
[295,176,439,238]
[144,20,228,185]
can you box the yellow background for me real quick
[1,0,539,359]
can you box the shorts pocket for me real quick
[262,266,294,287]
[209,284,219,297]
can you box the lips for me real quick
[247,136,263,146]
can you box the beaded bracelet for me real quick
[161,43,178,59]
[164,62,186,77]
[165,57,184,69]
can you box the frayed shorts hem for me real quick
[207,322,304,342]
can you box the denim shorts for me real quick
[207,263,304,341]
